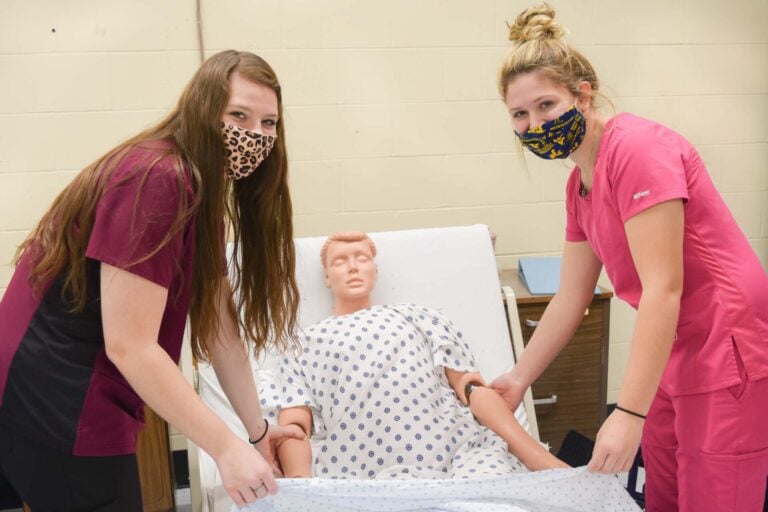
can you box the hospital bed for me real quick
[184,224,640,512]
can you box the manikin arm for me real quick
[276,406,314,477]
[445,368,568,471]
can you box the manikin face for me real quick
[324,240,378,303]
[222,71,279,136]
[504,71,579,134]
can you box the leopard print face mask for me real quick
[221,122,277,180]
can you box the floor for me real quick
[1,488,193,512]
[175,487,193,512]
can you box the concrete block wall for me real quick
[1,0,766,406]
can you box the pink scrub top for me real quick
[565,113,768,396]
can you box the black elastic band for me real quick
[248,418,269,444]
[615,405,646,420]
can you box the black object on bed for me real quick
[556,429,647,510]
[556,429,595,467]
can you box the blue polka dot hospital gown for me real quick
[279,304,527,479]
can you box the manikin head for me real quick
[320,231,378,316]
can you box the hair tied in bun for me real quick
[507,3,566,44]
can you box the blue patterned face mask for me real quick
[515,105,586,160]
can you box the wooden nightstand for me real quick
[501,269,613,453]
[136,407,175,512]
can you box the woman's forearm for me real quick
[210,339,266,443]
[109,342,241,460]
[618,289,680,415]
[101,263,245,460]
[511,290,592,389]
[508,240,603,393]
[209,280,266,442]
[619,199,684,416]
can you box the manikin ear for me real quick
[575,81,593,112]
[324,270,331,288]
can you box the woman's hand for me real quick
[254,423,306,476]
[216,437,278,507]
[489,371,527,412]
[587,409,644,474]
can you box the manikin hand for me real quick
[489,371,527,412]
[587,409,643,473]
[254,424,306,476]
[524,449,571,471]
[215,437,278,508]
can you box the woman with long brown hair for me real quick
[0,50,303,510]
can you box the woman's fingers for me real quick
[228,488,246,508]
[587,444,609,473]
[270,424,306,442]
[283,426,306,440]
[587,409,643,474]
[219,438,279,505]
[231,477,276,505]
[270,461,284,477]
[263,475,278,495]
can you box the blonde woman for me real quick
[490,5,768,511]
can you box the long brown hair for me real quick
[16,50,299,361]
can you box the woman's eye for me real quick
[263,119,277,127]
[230,111,246,120]
[539,101,553,110]
[512,111,526,119]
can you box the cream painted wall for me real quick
[1,0,766,406]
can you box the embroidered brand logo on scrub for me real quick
[633,190,651,200]
[515,105,586,160]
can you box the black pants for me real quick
[0,424,142,511]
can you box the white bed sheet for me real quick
[235,468,640,512]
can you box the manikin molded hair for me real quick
[320,231,378,268]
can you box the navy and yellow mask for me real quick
[516,105,586,160]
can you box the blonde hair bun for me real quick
[507,3,566,44]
